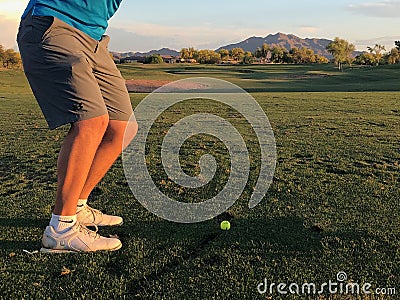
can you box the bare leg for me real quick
[79,119,138,200]
[53,115,109,216]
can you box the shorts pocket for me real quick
[17,24,34,45]
[31,16,56,44]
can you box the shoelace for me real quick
[77,222,99,239]
[84,205,103,222]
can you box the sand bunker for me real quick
[125,79,207,93]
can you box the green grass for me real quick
[0,64,399,299]
[119,63,400,92]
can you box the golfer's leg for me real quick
[79,119,138,200]
[53,114,109,216]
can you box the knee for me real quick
[71,115,109,144]
[123,120,138,148]
[105,120,138,150]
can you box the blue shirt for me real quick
[22,0,122,41]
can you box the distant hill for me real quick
[216,33,333,57]
[111,48,179,58]
[138,48,180,57]
[111,33,363,59]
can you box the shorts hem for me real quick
[47,112,110,130]
[47,116,79,130]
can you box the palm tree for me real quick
[367,44,386,66]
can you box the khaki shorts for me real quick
[17,10,133,129]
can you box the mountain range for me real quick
[216,33,333,57]
[111,33,342,58]
[111,48,180,58]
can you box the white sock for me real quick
[77,199,88,212]
[49,214,77,233]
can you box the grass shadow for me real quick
[1,240,40,251]
[0,218,48,228]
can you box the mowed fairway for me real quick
[0,64,399,299]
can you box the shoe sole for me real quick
[40,243,122,254]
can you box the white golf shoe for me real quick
[76,204,123,227]
[40,222,122,253]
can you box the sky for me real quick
[1,0,399,52]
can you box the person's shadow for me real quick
[97,215,386,298]
[0,218,48,250]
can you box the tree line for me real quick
[0,44,21,69]
[180,44,329,65]
[178,38,400,68]
[2,38,400,69]
[327,37,400,70]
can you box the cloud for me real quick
[107,20,270,52]
[0,15,19,50]
[0,0,25,49]
[0,0,26,19]
[107,25,241,52]
[355,36,400,51]
[106,27,179,52]
[298,26,319,34]
[348,0,400,18]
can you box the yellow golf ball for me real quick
[220,220,231,230]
